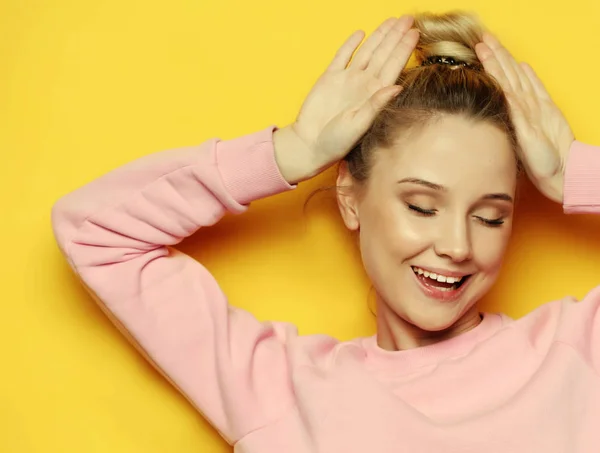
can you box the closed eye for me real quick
[408,204,507,227]
[407,204,436,216]
[475,216,505,227]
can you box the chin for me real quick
[406,266,491,325]
[403,304,468,332]
[397,280,482,334]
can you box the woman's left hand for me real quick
[475,34,575,204]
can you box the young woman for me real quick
[52,12,600,452]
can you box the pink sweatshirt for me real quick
[52,126,600,452]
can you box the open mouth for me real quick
[411,266,472,292]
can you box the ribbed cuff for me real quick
[563,141,600,214]
[215,126,296,206]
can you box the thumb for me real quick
[353,85,403,133]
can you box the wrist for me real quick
[273,124,318,184]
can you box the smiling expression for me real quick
[337,114,518,336]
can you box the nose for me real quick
[433,216,473,263]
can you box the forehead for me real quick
[372,115,517,193]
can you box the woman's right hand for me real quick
[274,16,419,184]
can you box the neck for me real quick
[375,300,482,351]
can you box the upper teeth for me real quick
[412,266,464,284]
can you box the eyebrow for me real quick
[397,178,514,203]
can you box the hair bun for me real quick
[414,12,484,67]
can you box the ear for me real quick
[336,161,361,231]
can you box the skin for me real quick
[336,115,518,350]
[274,15,574,351]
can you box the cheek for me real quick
[472,225,513,271]
[359,202,428,264]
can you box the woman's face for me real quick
[337,115,517,333]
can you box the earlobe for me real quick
[336,161,361,231]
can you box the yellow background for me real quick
[2,0,600,451]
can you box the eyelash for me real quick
[407,204,505,227]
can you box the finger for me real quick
[379,29,420,85]
[504,91,528,127]
[475,42,511,89]
[367,15,414,75]
[326,30,366,73]
[517,62,535,95]
[520,62,552,101]
[353,85,402,132]
[476,42,531,121]
[350,17,398,70]
[482,33,523,92]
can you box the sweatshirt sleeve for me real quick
[557,141,600,373]
[51,126,301,444]
[563,141,600,213]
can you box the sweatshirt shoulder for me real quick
[511,287,600,369]
[279,328,369,374]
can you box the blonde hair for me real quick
[344,12,519,181]
[414,12,484,67]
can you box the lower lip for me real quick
[411,270,472,302]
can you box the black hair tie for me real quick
[421,55,471,68]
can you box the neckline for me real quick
[363,312,504,371]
